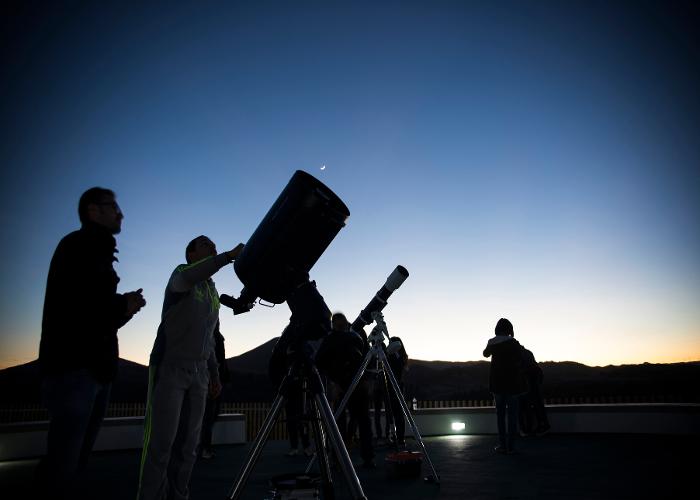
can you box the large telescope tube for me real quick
[233,170,350,304]
[351,265,409,333]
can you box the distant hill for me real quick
[404,359,700,401]
[226,337,277,375]
[0,358,149,404]
[1,341,699,404]
[0,339,282,405]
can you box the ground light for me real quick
[451,422,466,431]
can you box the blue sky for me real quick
[1,0,698,368]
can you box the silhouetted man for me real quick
[38,187,146,497]
[137,236,244,500]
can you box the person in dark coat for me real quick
[199,322,232,459]
[267,324,313,457]
[483,318,527,454]
[315,312,375,468]
[38,187,146,497]
[369,358,387,442]
[519,347,550,436]
[384,336,408,446]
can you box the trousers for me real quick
[40,369,111,498]
[494,393,520,451]
[137,363,209,500]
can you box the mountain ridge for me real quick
[1,339,698,403]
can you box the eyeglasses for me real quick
[97,201,122,213]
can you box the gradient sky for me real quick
[1,0,699,369]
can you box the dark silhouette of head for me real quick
[331,312,350,332]
[78,187,123,233]
[495,318,514,337]
[186,235,216,263]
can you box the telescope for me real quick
[224,176,367,500]
[228,170,350,309]
[350,265,409,333]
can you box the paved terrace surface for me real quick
[1,434,695,499]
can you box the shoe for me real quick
[201,448,215,459]
[494,445,508,454]
[535,424,551,436]
[303,446,314,457]
[285,449,300,456]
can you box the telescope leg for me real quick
[225,392,286,499]
[308,367,367,500]
[376,349,441,485]
[305,347,375,472]
[334,348,375,420]
[309,398,335,500]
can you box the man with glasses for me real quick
[38,187,146,498]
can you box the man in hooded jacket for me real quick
[483,318,527,454]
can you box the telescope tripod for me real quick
[226,350,367,500]
[306,312,440,484]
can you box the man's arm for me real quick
[170,254,231,292]
[170,244,244,293]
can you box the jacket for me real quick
[149,253,230,380]
[483,335,528,395]
[315,329,367,388]
[39,222,129,383]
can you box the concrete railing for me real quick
[2,404,698,461]
[406,404,700,436]
[0,413,245,461]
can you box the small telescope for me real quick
[351,265,409,333]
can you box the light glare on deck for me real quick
[451,421,466,431]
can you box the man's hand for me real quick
[125,288,146,316]
[225,243,245,262]
[209,378,222,399]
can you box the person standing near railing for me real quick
[519,346,551,436]
[385,336,408,446]
[483,318,528,454]
[38,187,146,498]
